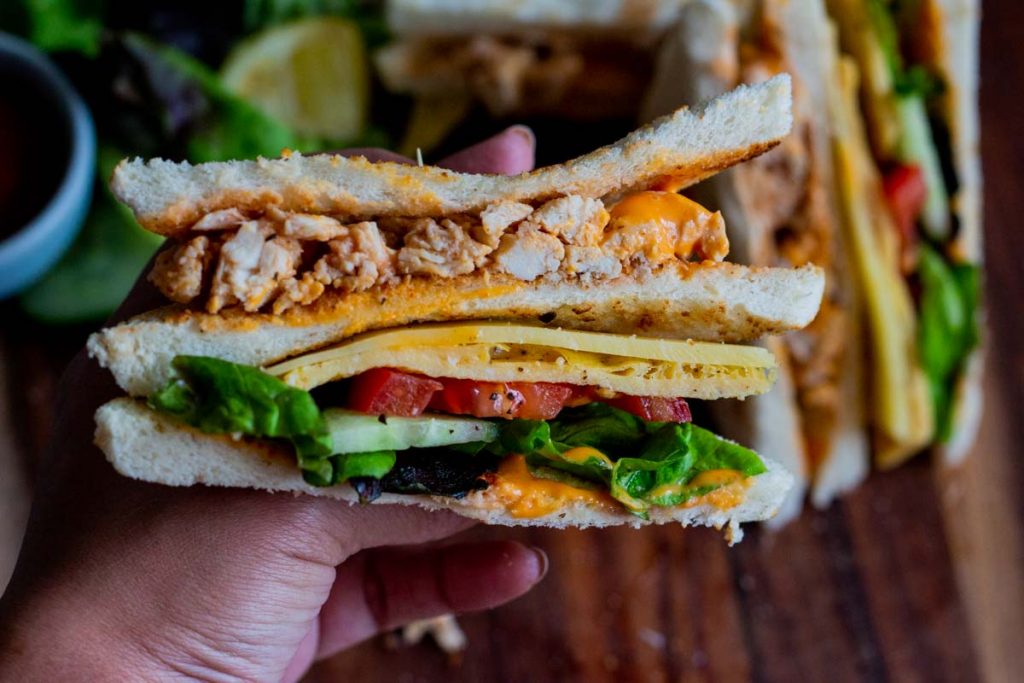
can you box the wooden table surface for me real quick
[2,2,1021,681]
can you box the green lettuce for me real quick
[24,0,104,55]
[492,404,766,517]
[917,245,981,441]
[330,451,396,484]
[149,356,336,485]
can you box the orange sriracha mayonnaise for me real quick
[608,191,729,261]
[491,456,748,519]
[490,455,617,519]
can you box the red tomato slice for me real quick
[606,395,692,423]
[346,368,692,423]
[883,164,927,247]
[347,368,443,417]
[509,382,578,419]
[429,379,577,420]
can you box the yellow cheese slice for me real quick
[263,323,777,400]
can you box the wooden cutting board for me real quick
[1,2,1020,680]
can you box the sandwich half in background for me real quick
[88,77,825,540]
[641,0,869,522]
[823,0,983,466]
[375,0,692,155]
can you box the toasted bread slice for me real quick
[96,398,794,541]
[111,75,792,237]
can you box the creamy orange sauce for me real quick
[608,191,729,261]
[679,469,749,510]
[491,455,616,519]
[558,446,614,468]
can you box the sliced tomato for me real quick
[347,368,443,417]
[606,395,692,423]
[429,379,577,420]
[883,164,927,247]
[510,382,579,419]
[346,368,692,423]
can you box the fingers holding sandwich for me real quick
[311,540,547,660]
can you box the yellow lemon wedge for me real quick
[221,17,368,141]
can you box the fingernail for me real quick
[507,124,536,150]
[530,545,549,581]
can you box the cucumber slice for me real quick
[323,409,498,454]
[895,94,951,241]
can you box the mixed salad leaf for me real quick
[1,1,385,322]
[917,246,981,442]
[491,403,765,516]
[148,358,768,515]
[149,355,336,484]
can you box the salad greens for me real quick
[20,36,311,322]
[22,0,104,55]
[917,246,981,442]
[147,357,768,515]
[149,355,336,485]
[491,404,765,517]
[1,1,386,323]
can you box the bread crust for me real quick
[111,76,792,237]
[95,398,793,538]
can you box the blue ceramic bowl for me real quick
[0,32,96,299]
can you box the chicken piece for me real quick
[529,195,609,246]
[279,213,348,241]
[601,220,677,266]
[492,223,564,281]
[149,236,210,303]
[562,245,622,279]
[313,221,396,292]
[248,237,303,310]
[397,218,492,278]
[208,221,302,313]
[475,201,533,248]
[679,210,729,262]
[192,208,247,232]
[273,272,326,314]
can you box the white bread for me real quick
[111,75,792,236]
[88,261,825,397]
[644,0,869,515]
[386,0,689,37]
[95,398,794,540]
[935,0,983,464]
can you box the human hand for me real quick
[0,127,546,682]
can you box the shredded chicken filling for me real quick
[148,193,728,315]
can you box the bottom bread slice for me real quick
[94,398,794,542]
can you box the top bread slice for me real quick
[111,75,792,237]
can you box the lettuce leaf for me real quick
[492,405,766,517]
[331,451,396,483]
[25,0,104,55]
[149,355,336,484]
[917,245,981,441]
[610,424,765,514]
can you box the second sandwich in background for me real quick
[642,0,869,523]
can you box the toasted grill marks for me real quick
[149,192,733,314]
